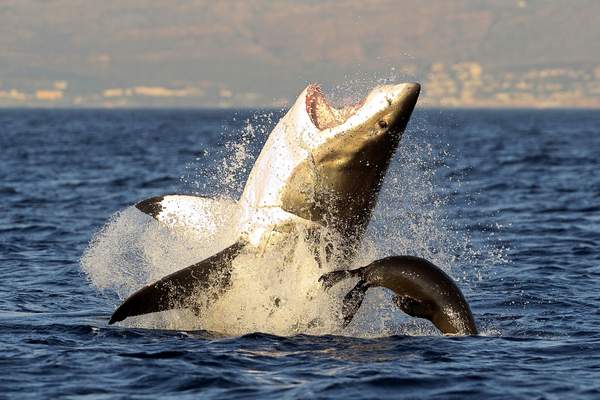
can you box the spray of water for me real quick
[81,80,505,337]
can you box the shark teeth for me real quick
[305,84,364,130]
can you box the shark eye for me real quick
[378,120,388,129]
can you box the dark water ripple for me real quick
[1,109,600,398]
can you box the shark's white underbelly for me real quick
[149,194,319,252]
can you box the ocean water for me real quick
[1,108,599,399]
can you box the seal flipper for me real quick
[319,268,360,289]
[108,240,246,325]
[341,280,370,327]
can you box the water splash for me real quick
[181,112,277,199]
[81,85,505,337]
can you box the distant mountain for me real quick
[1,0,599,107]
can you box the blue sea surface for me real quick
[1,108,599,399]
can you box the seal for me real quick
[106,81,476,335]
[320,256,478,335]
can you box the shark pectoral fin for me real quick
[108,240,246,325]
[135,194,238,226]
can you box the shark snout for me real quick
[375,82,420,135]
[387,82,420,111]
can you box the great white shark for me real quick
[107,82,477,335]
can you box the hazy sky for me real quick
[1,0,599,107]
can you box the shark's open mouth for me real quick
[306,85,364,130]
